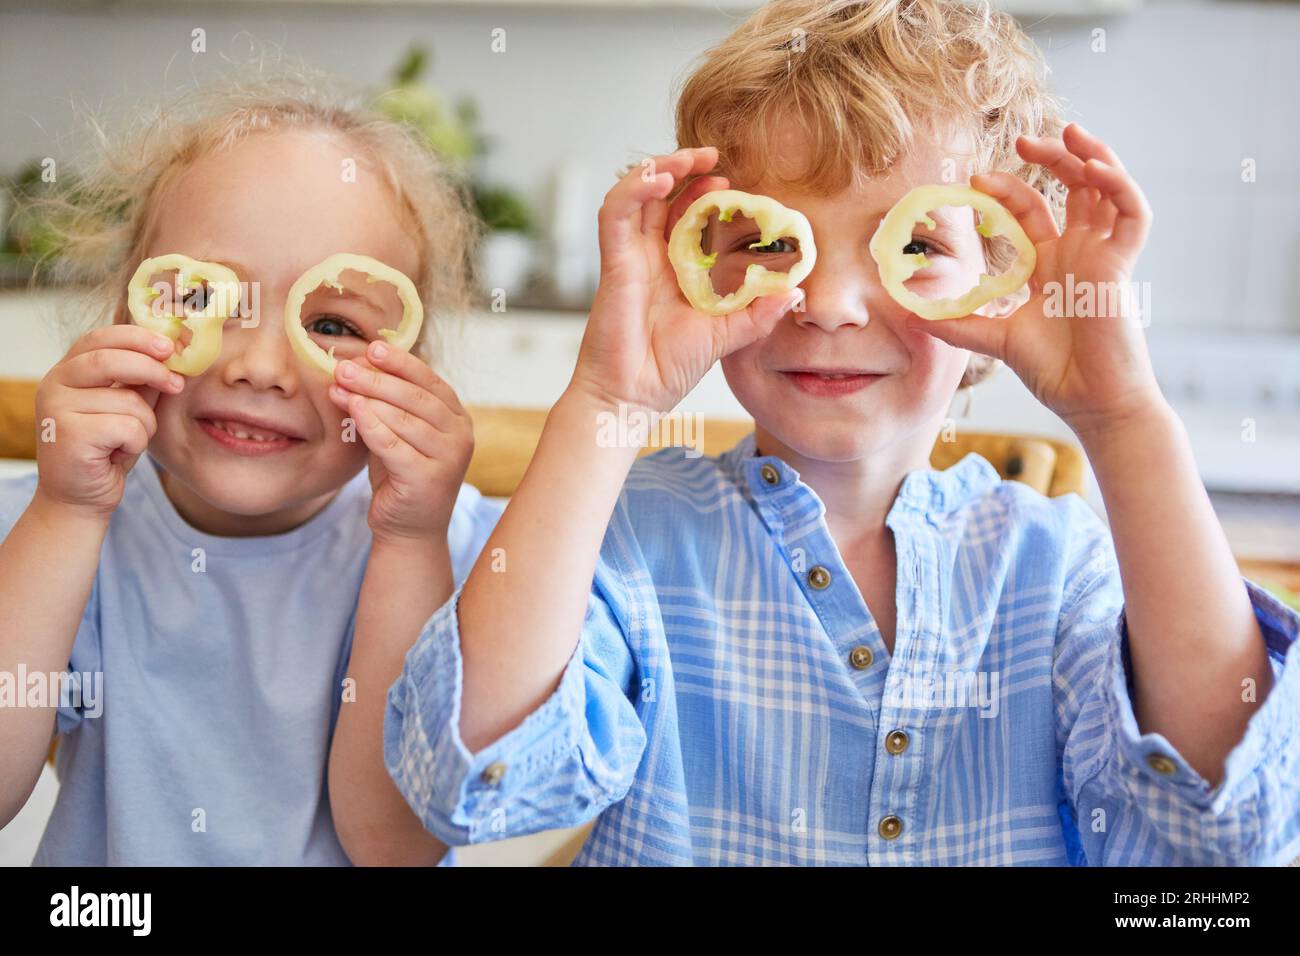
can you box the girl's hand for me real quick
[911,124,1163,438]
[34,325,182,518]
[572,145,804,415]
[328,340,472,544]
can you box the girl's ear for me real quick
[959,352,999,389]
[974,283,1029,320]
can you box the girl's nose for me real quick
[218,299,301,396]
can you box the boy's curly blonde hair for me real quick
[675,0,1067,388]
[21,55,480,367]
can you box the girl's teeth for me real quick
[217,421,276,442]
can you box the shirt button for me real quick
[760,463,780,485]
[808,565,832,590]
[878,815,903,840]
[1146,754,1177,776]
[885,730,909,755]
[480,761,507,786]
[849,645,873,670]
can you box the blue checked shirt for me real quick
[385,434,1300,865]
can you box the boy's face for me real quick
[127,128,419,526]
[718,137,994,466]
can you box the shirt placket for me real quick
[865,508,944,865]
[744,456,899,863]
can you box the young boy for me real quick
[372,0,1300,864]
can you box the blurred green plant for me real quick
[373,47,482,167]
[374,46,535,235]
[1,44,536,284]
[1,161,70,266]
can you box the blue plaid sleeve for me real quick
[1054,498,1300,865]
[383,543,648,846]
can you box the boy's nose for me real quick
[793,248,872,331]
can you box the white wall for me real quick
[1,0,1299,334]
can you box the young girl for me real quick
[371,0,1300,865]
[0,66,501,865]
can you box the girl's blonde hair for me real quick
[675,0,1068,387]
[22,55,480,366]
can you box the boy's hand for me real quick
[34,325,183,518]
[572,145,804,415]
[911,124,1163,438]
[329,341,472,545]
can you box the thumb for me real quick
[717,287,804,356]
[905,312,1008,362]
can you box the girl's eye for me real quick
[306,315,362,338]
[181,282,212,312]
[744,238,798,255]
[903,238,941,256]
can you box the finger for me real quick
[659,174,731,242]
[135,386,163,412]
[714,288,803,357]
[65,324,176,364]
[356,395,445,459]
[364,340,466,417]
[1081,158,1152,250]
[904,312,1010,364]
[1064,185,1101,232]
[970,172,1060,244]
[347,394,419,466]
[634,146,720,185]
[61,348,186,394]
[334,359,459,433]
[69,387,160,438]
[1092,194,1119,236]
[89,413,152,460]
[1016,135,1088,189]
[1063,123,1128,172]
[599,148,718,263]
[597,172,670,263]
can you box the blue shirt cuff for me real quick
[1108,577,1300,817]
[384,583,593,845]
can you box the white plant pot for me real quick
[480,232,534,300]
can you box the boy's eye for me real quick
[743,238,798,255]
[306,315,362,338]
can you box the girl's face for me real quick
[127,128,420,534]
[718,136,996,466]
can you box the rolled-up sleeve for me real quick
[1054,502,1300,865]
[383,556,648,846]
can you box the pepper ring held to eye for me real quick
[126,254,242,376]
[868,184,1037,321]
[667,189,817,316]
[284,253,424,375]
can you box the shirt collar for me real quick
[720,431,1002,522]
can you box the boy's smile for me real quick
[716,133,1002,469]
[775,369,886,397]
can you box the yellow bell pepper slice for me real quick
[667,189,817,315]
[126,254,242,376]
[284,253,424,375]
[868,184,1037,321]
